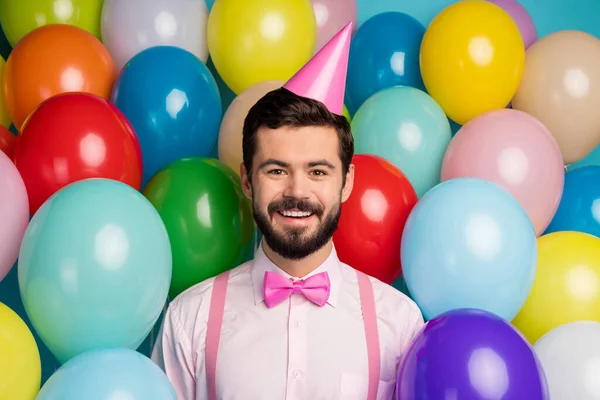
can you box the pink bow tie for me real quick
[263,271,331,308]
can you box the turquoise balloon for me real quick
[401,178,537,321]
[37,348,177,399]
[352,86,452,198]
[18,179,172,364]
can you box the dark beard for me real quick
[253,196,341,260]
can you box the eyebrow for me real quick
[257,159,336,170]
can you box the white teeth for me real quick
[281,210,312,218]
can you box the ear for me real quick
[341,163,354,202]
[240,162,252,200]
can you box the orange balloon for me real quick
[3,24,116,129]
[0,125,15,159]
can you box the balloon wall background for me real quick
[1,0,600,399]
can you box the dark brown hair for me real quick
[242,87,353,183]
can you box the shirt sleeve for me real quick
[393,300,425,400]
[151,303,198,400]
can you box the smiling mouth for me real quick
[278,210,314,218]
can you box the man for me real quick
[151,22,424,400]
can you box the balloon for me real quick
[342,105,351,123]
[3,24,116,130]
[534,321,600,400]
[513,231,600,344]
[512,30,600,164]
[398,309,549,399]
[0,302,41,400]
[218,80,283,174]
[112,46,222,186]
[488,0,537,49]
[207,0,316,94]
[0,56,10,128]
[545,167,600,237]
[0,0,103,48]
[13,93,142,215]
[0,125,14,158]
[333,154,417,284]
[346,12,425,111]
[0,152,28,282]
[101,0,209,71]
[352,86,452,197]
[311,0,357,53]
[18,179,172,364]
[143,158,254,298]
[420,0,525,125]
[569,143,600,170]
[401,178,537,321]
[36,348,176,400]
[441,109,564,236]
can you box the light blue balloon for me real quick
[352,86,452,197]
[356,0,600,41]
[36,348,177,399]
[18,179,172,364]
[401,178,537,321]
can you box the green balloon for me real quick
[143,157,255,299]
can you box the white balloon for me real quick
[534,321,600,400]
[101,0,209,71]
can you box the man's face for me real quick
[241,125,354,260]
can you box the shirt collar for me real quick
[251,241,341,308]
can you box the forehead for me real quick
[254,125,341,166]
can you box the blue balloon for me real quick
[545,166,600,237]
[401,178,537,321]
[36,348,177,399]
[346,12,425,111]
[111,46,222,186]
[352,86,452,197]
[18,178,172,364]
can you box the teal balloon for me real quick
[352,86,452,197]
[36,348,177,399]
[18,179,172,364]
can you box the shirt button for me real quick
[293,371,300,379]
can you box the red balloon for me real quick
[13,92,142,215]
[0,125,15,159]
[333,154,418,284]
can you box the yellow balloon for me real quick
[512,232,600,344]
[419,0,525,125]
[342,105,351,124]
[0,57,12,128]
[0,302,41,400]
[207,0,316,94]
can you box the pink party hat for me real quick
[283,21,353,116]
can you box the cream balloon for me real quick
[101,0,209,71]
[218,80,283,174]
[512,30,600,164]
[534,321,600,400]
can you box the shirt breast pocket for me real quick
[339,372,396,400]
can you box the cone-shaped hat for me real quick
[283,21,352,115]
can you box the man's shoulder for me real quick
[169,261,253,314]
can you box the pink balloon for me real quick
[441,109,564,237]
[488,0,537,49]
[0,151,29,282]
[311,0,357,53]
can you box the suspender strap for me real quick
[205,270,231,400]
[356,270,381,400]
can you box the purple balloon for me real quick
[398,309,549,399]
[488,0,537,49]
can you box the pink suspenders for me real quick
[205,269,381,400]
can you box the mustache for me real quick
[268,197,324,217]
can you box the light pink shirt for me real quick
[151,244,424,400]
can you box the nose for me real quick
[283,172,310,199]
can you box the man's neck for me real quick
[262,240,334,278]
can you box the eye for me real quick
[268,169,286,175]
[311,169,327,176]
